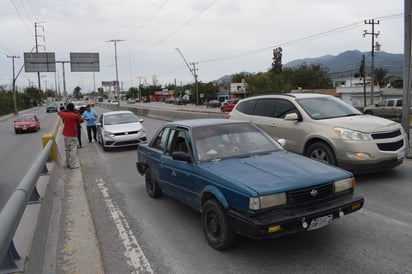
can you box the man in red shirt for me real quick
[58,103,84,168]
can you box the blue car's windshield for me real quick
[192,123,282,162]
[297,96,361,120]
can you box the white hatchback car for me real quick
[97,110,147,151]
[227,93,407,174]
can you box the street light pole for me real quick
[106,39,125,109]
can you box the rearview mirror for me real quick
[284,113,298,121]
[277,139,286,147]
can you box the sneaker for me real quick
[69,165,80,169]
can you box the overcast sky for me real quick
[0,0,406,95]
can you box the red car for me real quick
[14,114,40,134]
[220,99,240,112]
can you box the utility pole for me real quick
[360,54,366,108]
[106,39,124,109]
[136,76,143,100]
[56,61,70,104]
[402,0,411,158]
[363,19,380,105]
[35,22,45,105]
[7,55,20,114]
[190,62,199,105]
[175,48,199,105]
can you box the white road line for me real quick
[96,177,153,273]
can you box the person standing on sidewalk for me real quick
[82,104,98,143]
[77,106,86,148]
[58,103,84,169]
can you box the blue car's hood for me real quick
[199,151,351,195]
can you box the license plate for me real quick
[308,215,333,231]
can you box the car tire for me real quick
[201,199,236,250]
[145,169,162,198]
[306,142,337,166]
[97,132,101,144]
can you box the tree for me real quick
[271,47,283,74]
[127,87,139,99]
[73,86,82,99]
[374,68,388,87]
[283,64,332,89]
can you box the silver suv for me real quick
[227,93,407,174]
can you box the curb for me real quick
[54,125,104,274]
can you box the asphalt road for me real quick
[75,106,412,274]
[2,103,412,273]
[0,107,58,210]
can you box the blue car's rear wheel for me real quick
[202,199,236,250]
[145,169,162,198]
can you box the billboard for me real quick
[24,52,56,72]
[70,52,100,72]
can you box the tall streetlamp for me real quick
[106,39,124,109]
[175,48,199,105]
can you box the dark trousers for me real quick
[77,123,82,147]
[87,125,97,142]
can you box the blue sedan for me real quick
[136,119,364,250]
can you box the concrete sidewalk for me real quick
[24,124,104,274]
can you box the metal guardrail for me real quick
[0,140,53,273]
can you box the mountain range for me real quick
[217,50,404,83]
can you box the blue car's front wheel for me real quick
[202,199,236,250]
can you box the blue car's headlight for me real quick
[249,193,287,210]
[334,177,355,193]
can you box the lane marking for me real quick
[96,177,153,273]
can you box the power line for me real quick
[122,0,169,40]
[128,0,217,55]
[197,13,403,65]
[9,0,34,38]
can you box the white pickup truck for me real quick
[363,98,411,121]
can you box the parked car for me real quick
[97,110,147,151]
[46,103,58,113]
[227,93,407,174]
[363,98,412,121]
[174,98,188,105]
[127,98,136,104]
[73,101,87,111]
[220,99,240,112]
[110,100,119,105]
[206,99,220,108]
[14,114,40,134]
[136,119,364,249]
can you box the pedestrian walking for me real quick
[82,104,98,143]
[58,103,84,169]
[77,106,86,148]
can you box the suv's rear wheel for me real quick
[306,142,337,166]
